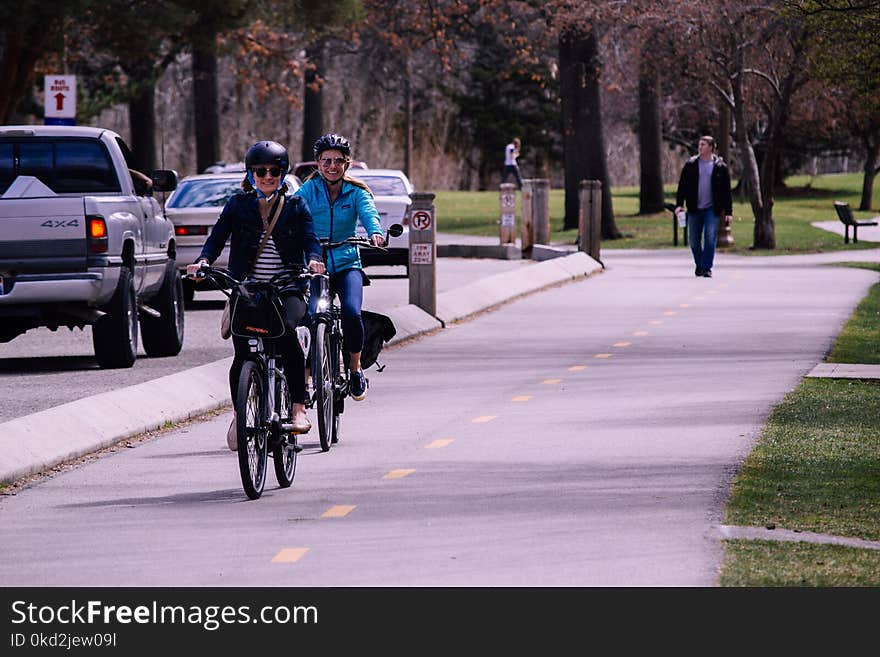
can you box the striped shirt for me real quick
[251,231,284,282]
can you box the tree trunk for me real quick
[0,30,45,124]
[859,138,878,211]
[638,44,665,215]
[404,56,413,180]
[128,82,156,173]
[302,39,326,163]
[731,51,763,238]
[192,21,220,174]
[559,25,620,238]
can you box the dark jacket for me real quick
[675,155,733,215]
[198,190,322,283]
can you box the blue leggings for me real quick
[308,268,364,356]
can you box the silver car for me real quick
[164,172,300,300]
[348,168,413,268]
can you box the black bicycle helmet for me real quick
[313,133,351,160]
[245,140,290,174]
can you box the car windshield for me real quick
[167,178,243,208]
[353,175,408,196]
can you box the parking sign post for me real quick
[408,192,436,316]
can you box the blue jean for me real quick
[308,268,364,356]
[687,208,719,272]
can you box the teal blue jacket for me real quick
[295,176,383,275]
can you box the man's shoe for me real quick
[702,269,712,278]
[350,369,367,401]
[226,414,238,451]
[695,267,703,277]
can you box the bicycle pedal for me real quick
[292,444,303,453]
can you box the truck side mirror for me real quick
[151,169,179,193]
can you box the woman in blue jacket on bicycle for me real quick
[295,133,384,401]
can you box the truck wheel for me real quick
[93,266,138,368]
[141,264,185,357]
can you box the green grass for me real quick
[720,264,880,586]
[433,172,880,255]
[720,541,880,586]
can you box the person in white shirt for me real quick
[501,137,523,189]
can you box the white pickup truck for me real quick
[0,125,184,368]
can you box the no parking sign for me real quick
[411,210,432,231]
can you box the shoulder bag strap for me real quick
[253,193,285,263]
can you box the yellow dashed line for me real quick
[679,303,691,308]
[425,439,454,449]
[511,395,532,402]
[472,415,496,423]
[693,296,706,301]
[594,353,612,358]
[383,469,416,479]
[612,341,631,347]
[542,378,562,384]
[568,365,587,371]
[633,331,648,337]
[707,290,718,294]
[272,548,309,563]
[649,320,663,325]
[321,505,356,518]
[663,311,677,316]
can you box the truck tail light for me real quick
[175,225,209,236]
[87,215,108,253]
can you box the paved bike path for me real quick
[0,249,600,485]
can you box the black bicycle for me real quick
[193,264,307,499]
[310,224,403,452]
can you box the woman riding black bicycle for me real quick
[187,140,325,449]
[295,133,385,401]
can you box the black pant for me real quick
[501,164,522,189]
[229,293,309,405]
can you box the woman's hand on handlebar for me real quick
[308,259,326,274]
[369,233,386,248]
[186,260,208,279]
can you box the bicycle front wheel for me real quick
[272,372,297,488]
[312,320,334,452]
[236,360,268,500]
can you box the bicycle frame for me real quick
[193,264,304,498]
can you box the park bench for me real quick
[834,201,878,244]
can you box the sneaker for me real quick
[695,267,703,277]
[226,414,237,451]
[349,369,367,401]
[702,269,712,278]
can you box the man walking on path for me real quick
[675,135,733,278]
[501,137,523,190]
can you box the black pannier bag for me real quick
[230,281,286,339]
[360,310,396,370]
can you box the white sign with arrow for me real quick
[44,75,77,124]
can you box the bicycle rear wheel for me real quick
[236,360,268,500]
[272,372,297,488]
[312,320,334,452]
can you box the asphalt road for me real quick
[1,247,876,586]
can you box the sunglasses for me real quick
[253,167,282,178]
[320,157,347,167]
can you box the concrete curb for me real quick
[436,251,602,325]
[0,250,600,486]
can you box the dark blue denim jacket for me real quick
[197,191,322,284]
